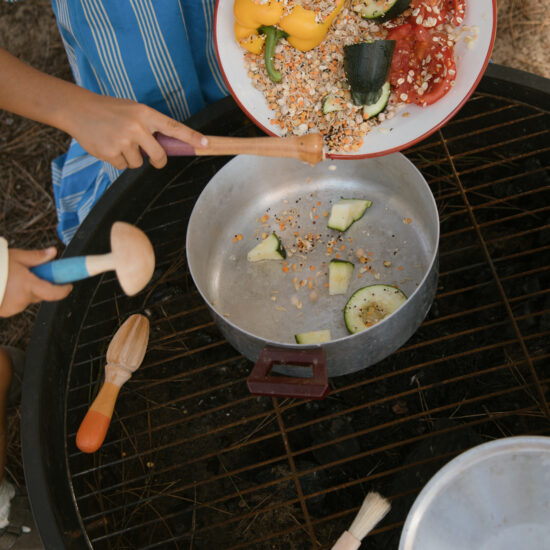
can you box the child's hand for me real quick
[65,93,208,171]
[0,247,73,317]
[0,48,208,172]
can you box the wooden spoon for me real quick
[30,221,155,296]
[76,314,150,454]
[156,132,325,165]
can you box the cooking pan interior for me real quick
[186,154,438,345]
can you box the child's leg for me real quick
[0,348,12,488]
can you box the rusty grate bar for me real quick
[74,373,542,513]
[62,89,550,549]
[67,307,540,448]
[438,126,550,417]
[81,409,547,548]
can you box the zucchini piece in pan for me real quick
[247,233,286,262]
[344,40,396,106]
[344,284,407,334]
[329,259,355,295]
[327,198,372,232]
[355,0,411,22]
[295,330,332,344]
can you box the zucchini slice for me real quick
[329,259,355,295]
[322,93,343,114]
[363,82,391,118]
[344,41,396,106]
[344,284,407,334]
[355,0,411,22]
[247,233,286,262]
[327,198,372,232]
[295,329,332,345]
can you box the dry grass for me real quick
[0,0,72,487]
[492,0,550,79]
[0,0,72,351]
[0,0,548,487]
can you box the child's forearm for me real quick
[0,47,91,135]
[0,47,208,170]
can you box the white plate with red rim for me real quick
[214,0,497,159]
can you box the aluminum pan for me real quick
[187,154,438,342]
[186,153,439,376]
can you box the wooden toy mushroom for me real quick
[76,313,150,453]
[31,221,155,296]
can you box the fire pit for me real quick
[22,63,550,549]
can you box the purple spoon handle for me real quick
[155,133,196,156]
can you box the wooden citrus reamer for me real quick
[76,314,150,453]
[30,221,155,296]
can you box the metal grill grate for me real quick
[30,68,550,550]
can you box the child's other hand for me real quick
[66,94,208,171]
[0,248,73,317]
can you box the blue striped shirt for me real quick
[49,0,228,243]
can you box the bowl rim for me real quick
[214,0,498,159]
[398,435,550,550]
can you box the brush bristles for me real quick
[348,492,391,540]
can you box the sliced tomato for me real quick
[410,0,450,26]
[409,0,465,27]
[451,0,466,26]
[387,23,457,106]
[421,54,456,105]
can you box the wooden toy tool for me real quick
[155,131,325,165]
[76,314,150,453]
[31,221,155,296]
[331,492,391,550]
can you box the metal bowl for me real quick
[399,436,550,550]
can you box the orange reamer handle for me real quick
[76,381,122,453]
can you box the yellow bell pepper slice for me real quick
[234,0,285,53]
[234,21,265,54]
[279,0,346,52]
[233,0,345,55]
[233,0,284,29]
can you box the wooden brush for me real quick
[331,492,391,550]
[76,314,150,453]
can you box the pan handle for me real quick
[247,346,329,399]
